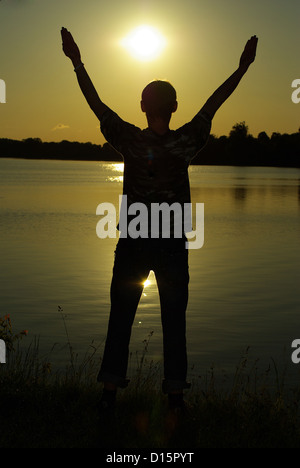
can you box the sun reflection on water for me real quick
[142,272,156,296]
[106,163,124,183]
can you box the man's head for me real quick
[141,80,178,121]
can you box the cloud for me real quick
[52,123,70,131]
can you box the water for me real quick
[1,158,300,387]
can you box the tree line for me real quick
[0,122,299,168]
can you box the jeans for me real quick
[97,236,191,394]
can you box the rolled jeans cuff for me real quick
[162,379,191,394]
[97,371,130,389]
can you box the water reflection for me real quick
[233,186,247,202]
[0,160,300,386]
[105,162,124,183]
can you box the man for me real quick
[61,27,258,413]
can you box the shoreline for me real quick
[1,155,299,170]
[1,131,300,169]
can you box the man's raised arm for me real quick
[61,27,108,120]
[200,35,258,120]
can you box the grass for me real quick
[1,316,300,448]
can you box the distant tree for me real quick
[22,137,42,144]
[271,132,281,140]
[258,131,269,142]
[229,121,249,139]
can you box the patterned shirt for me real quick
[100,108,211,235]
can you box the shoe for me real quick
[169,400,193,417]
[97,397,116,424]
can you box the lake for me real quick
[1,158,300,389]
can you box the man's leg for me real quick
[154,238,190,405]
[98,238,150,394]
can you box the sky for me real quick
[0,0,299,145]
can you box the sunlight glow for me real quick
[105,163,124,183]
[121,25,166,61]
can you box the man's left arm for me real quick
[199,35,258,120]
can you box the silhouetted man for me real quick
[61,27,258,414]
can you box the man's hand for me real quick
[239,35,258,70]
[61,27,81,66]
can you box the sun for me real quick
[121,25,166,61]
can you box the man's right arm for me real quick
[61,27,108,120]
[72,63,108,120]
